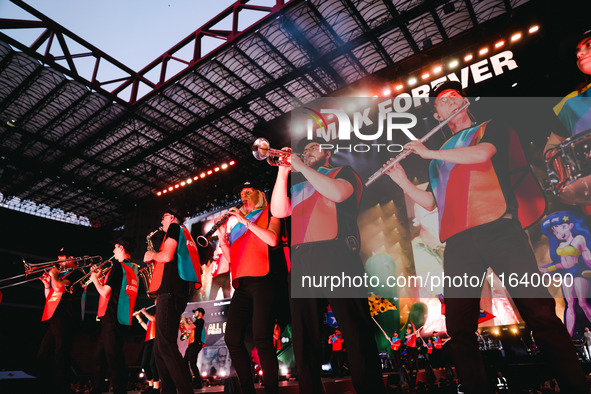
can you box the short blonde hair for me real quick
[239,189,267,214]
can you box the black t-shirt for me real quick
[102,260,123,324]
[157,223,190,296]
[52,269,84,322]
[193,318,205,345]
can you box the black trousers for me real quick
[37,316,76,393]
[155,292,193,394]
[91,318,128,394]
[290,242,386,394]
[330,349,346,377]
[184,341,203,380]
[443,219,586,394]
[141,339,158,382]
[224,276,279,394]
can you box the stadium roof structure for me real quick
[0,0,532,227]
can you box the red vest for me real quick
[230,207,271,283]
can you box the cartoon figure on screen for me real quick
[541,211,591,335]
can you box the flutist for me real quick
[89,239,139,394]
[383,81,586,393]
[37,247,84,394]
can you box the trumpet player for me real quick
[143,208,201,394]
[37,247,84,394]
[383,81,586,393]
[89,239,139,394]
[270,141,385,394]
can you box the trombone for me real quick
[0,256,102,290]
[67,255,114,293]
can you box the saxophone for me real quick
[139,227,161,299]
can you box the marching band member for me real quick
[183,307,206,389]
[89,239,139,394]
[143,208,201,394]
[218,181,287,394]
[37,247,84,394]
[136,305,159,394]
[270,141,385,394]
[384,81,586,393]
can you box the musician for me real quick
[404,325,419,375]
[217,181,286,394]
[89,239,139,394]
[183,307,205,389]
[270,141,386,394]
[384,81,586,393]
[143,208,201,394]
[135,306,159,394]
[545,30,591,154]
[389,331,401,369]
[328,329,346,377]
[37,247,84,394]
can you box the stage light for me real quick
[229,160,235,165]
[433,65,442,74]
[479,47,488,56]
[491,328,500,336]
[207,170,213,175]
[162,189,167,194]
[421,73,430,80]
[168,186,173,191]
[193,175,198,180]
[174,184,179,189]
[529,25,539,34]
[258,370,263,376]
[395,84,404,91]
[510,326,519,335]
[383,88,392,96]
[157,191,162,196]
[464,54,473,62]
[494,40,505,49]
[280,367,288,375]
[139,372,145,378]
[200,173,206,178]
[449,59,459,68]
[408,77,417,86]
[511,32,522,42]
[214,167,220,172]
[201,372,207,377]
[187,178,192,184]
[219,370,227,377]
[511,82,518,88]
[221,163,228,169]
[180,181,186,186]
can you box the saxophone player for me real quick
[89,238,139,394]
[143,208,201,394]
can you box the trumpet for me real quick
[0,256,102,291]
[197,200,245,247]
[251,137,292,167]
[67,256,114,292]
[364,100,470,187]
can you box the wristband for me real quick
[245,221,251,230]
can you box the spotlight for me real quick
[408,77,417,86]
[214,167,220,172]
[494,40,505,49]
[200,173,206,178]
[449,59,459,68]
[464,54,473,62]
[395,84,404,91]
[229,160,235,165]
[162,189,167,194]
[383,88,392,96]
[421,73,430,80]
[511,33,522,42]
[479,47,489,55]
[139,372,145,378]
[187,178,192,184]
[433,65,442,74]
[157,191,162,196]
[528,25,539,34]
[168,186,173,191]
[207,170,213,175]
[180,181,186,186]
[174,184,179,189]
[201,372,207,377]
[221,163,228,169]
